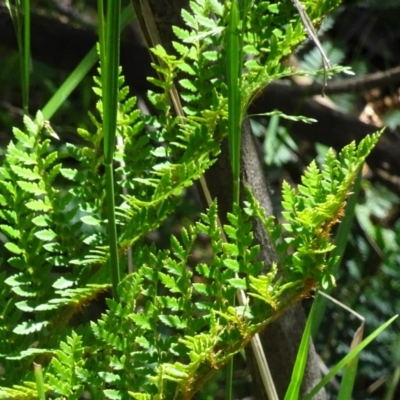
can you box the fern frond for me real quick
[0,382,41,400]
[47,332,88,398]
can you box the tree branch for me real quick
[290,65,400,96]
[251,81,400,176]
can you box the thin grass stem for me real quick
[102,0,122,300]
[226,0,241,206]
[4,0,30,114]
[97,0,106,70]
[225,355,234,400]
[22,0,30,114]
[225,2,241,397]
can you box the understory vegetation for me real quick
[0,0,399,399]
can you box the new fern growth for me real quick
[0,0,382,399]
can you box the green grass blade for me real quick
[384,365,400,400]
[315,293,365,400]
[5,0,30,114]
[336,308,364,400]
[42,6,134,120]
[103,0,121,164]
[22,0,30,114]
[264,114,280,165]
[225,2,241,397]
[33,363,46,400]
[303,315,398,400]
[226,0,241,205]
[19,0,31,114]
[238,0,248,82]
[102,0,122,300]
[337,345,360,400]
[42,47,98,120]
[97,0,106,70]
[284,298,318,400]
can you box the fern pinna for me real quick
[0,0,380,399]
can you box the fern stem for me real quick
[105,164,120,300]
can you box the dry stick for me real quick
[130,1,278,399]
[131,0,185,118]
[292,0,331,91]
[318,290,365,392]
